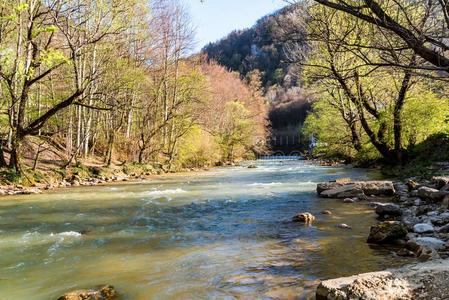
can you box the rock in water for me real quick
[317,181,394,198]
[58,285,116,300]
[367,221,407,244]
[336,223,352,229]
[292,212,315,223]
[319,184,364,198]
[413,223,434,233]
[321,210,332,215]
[343,198,356,203]
[375,203,402,217]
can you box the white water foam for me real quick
[247,182,283,187]
[50,231,82,237]
[145,188,187,197]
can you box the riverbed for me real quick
[0,160,408,299]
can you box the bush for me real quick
[383,133,449,178]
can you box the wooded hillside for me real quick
[0,0,268,183]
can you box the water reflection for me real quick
[0,161,408,299]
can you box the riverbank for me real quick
[0,163,214,196]
[316,259,449,299]
[314,177,449,299]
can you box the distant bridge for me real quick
[257,151,303,160]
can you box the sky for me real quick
[188,0,287,52]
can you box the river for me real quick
[0,160,408,299]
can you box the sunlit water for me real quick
[0,160,408,299]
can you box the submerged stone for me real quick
[57,285,116,300]
[292,212,315,223]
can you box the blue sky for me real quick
[188,0,287,52]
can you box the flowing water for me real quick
[0,160,408,299]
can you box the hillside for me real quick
[202,4,311,151]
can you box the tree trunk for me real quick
[349,122,362,151]
[9,136,21,173]
[0,141,7,168]
[138,148,145,164]
[32,144,41,171]
[105,133,115,167]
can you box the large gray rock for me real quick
[317,181,394,199]
[415,237,446,250]
[418,186,447,201]
[316,260,449,300]
[319,184,364,198]
[57,285,116,300]
[375,203,402,217]
[367,221,408,244]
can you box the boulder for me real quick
[320,184,364,199]
[418,186,447,201]
[413,223,434,234]
[432,176,449,189]
[316,260,449,300]
[375,203,402,217]
[367,221,408,244]
[415,237,446,250]
[292,212,315,223]
[317,181,394,198]
[321,210,332,215]
[58,285,116,300]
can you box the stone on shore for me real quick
[432,176,449,189]
[57,285,116,300]
[292,212,315,223]
[418,186,447,201]
[413,223,435,233]
[375,203,402,218]
[316,260,449,300]
[367,221,407,244]
[319,184,364,198]
[414,237,446,250]
[317,181,394,199]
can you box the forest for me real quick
[0,0,267,184]
[1,0,449,184]
[298,0,449,175]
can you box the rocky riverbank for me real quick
[315,177,449,299]
[0,166,209,197]
[316,259,449,300]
